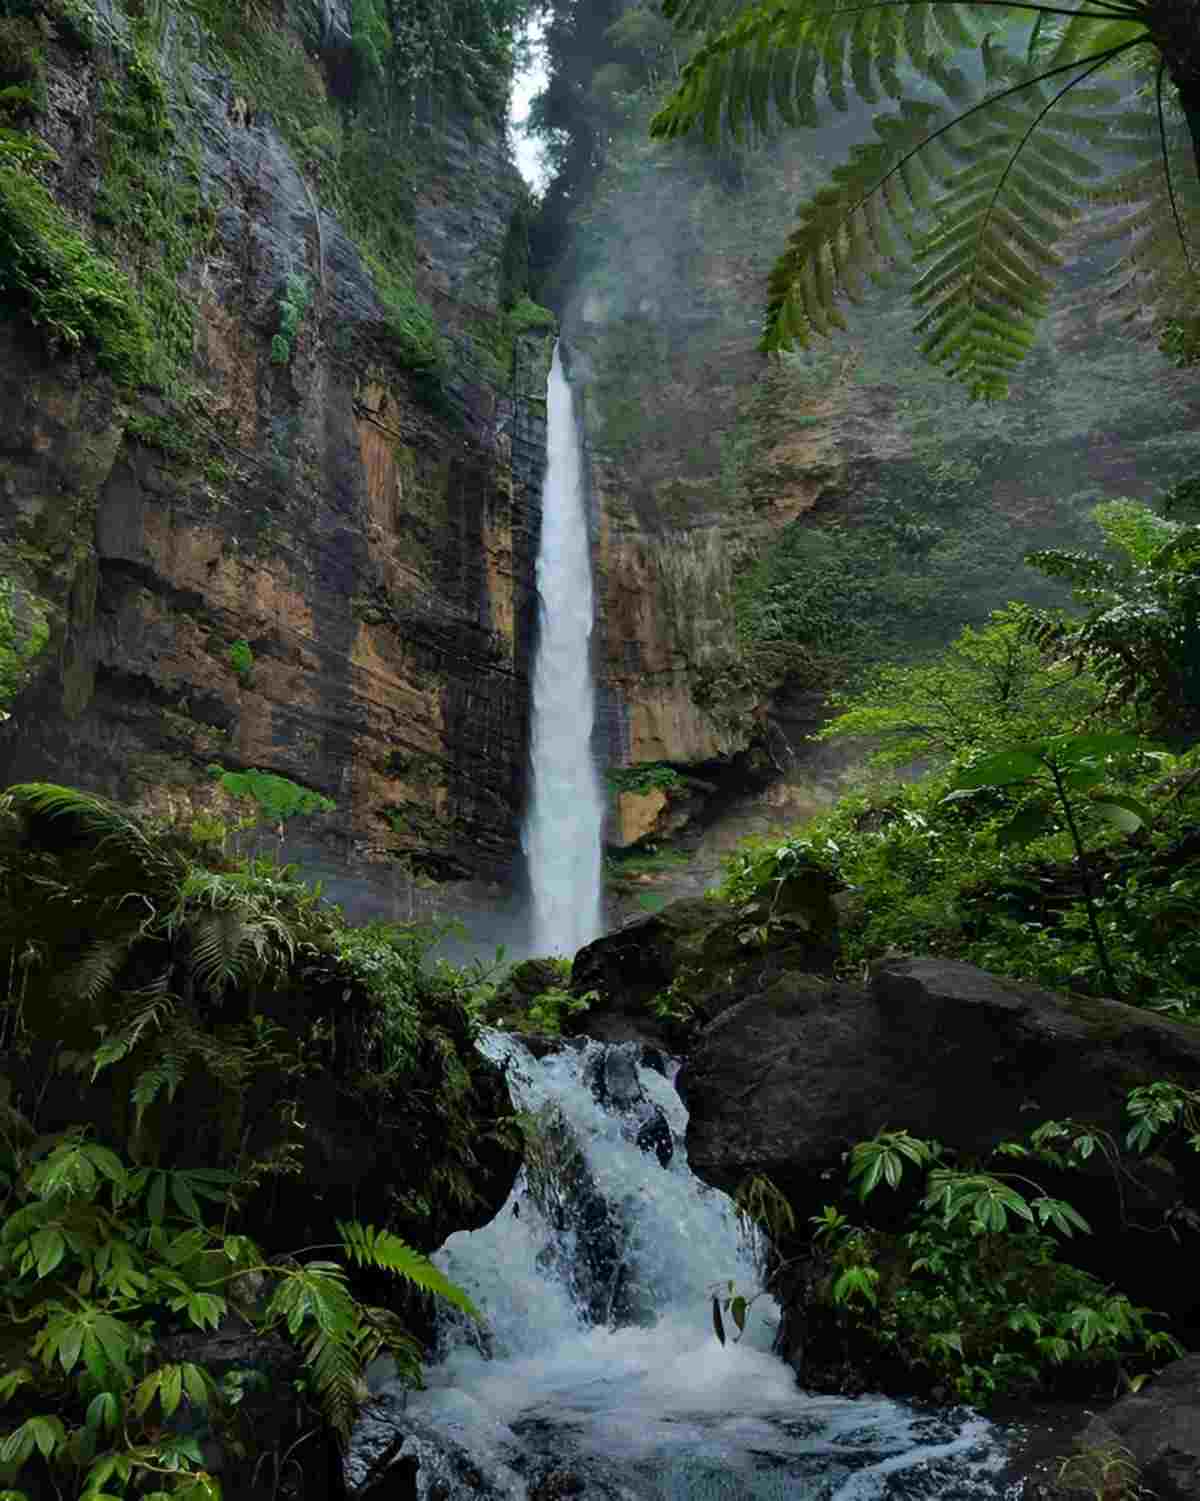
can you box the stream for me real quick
[347,1033,1034,1501]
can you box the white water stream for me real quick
[373,1035,1017,1501]
[522,344,606,958]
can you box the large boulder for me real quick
[1041,1355,1200,1501]
[569,880,840,1049]
[677,956,1200,1356]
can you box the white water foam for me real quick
[394,1035,1014,1500]
[522,344,606,958]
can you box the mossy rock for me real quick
[568,886,841,1049]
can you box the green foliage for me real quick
[0,1124,478,1493]
[717,715,1200,1010]
[270,272,311,366]
[0,782,511,1483]
[606,762,684,795]
[521,987,595,1037]
[206,765,335,827]
[731,480,1067,677]
[506,294,557,334]
[226,639,253,682]
[945,730,1161,997]
[717,1097,1194,1398]
[814,606,1106,767]
[651,0,1200,400]
[0,576,48,715]
[0,136,152,381]
[90,29,215,392]
[1022,498,1200,736]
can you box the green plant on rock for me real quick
[522,986,596,1037]
[0,132,153,381]
[607,762,684,795]
[270,272,311,366]
[715,1112,1185,1404]
[0,575,48,718]
[226,639,253,683]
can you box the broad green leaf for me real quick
[731,1295,747,1333]
[85,1392,119,1434]
[1050,732,1147,762]
[996,806,1052,847]
[1090,795,1153,831]
[147,1172,167,1226]
[171,1176,201,1222]
[160,1364,183,1418]
[954,749,1042,788]
[31,1228,65,1279]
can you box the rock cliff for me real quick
[0,0,554,909]
[558,88,1200,852]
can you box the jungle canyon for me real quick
[5,0,1200,1498]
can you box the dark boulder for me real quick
[677,956,1200,1369]
[1049,1356,1200,1501]
[569,879,840,1049]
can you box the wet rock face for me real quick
[0,2,552,897]
[677,956,1200,1359]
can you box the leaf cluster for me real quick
[804,1111,1188,1402]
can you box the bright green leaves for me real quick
[832,1265,880,1306]
[32,1304,138,1388]
[806,1114,1184,1401]
[848,1129,935,1198]
[711,1280,752,1345]
[0,1415,67,1466]
[1124,1081,1200,1153]
[25,1138,126,1204]
[266,1262,356,1340]
[132,1363,213,1421]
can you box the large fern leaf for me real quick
[337,1221,481,1321]
[652,0,1195,396]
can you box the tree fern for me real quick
[651,0,1200,396]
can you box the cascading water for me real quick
[349,1035,1020,1501]
[522,344,606,958]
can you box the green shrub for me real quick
[206,764,335,827]
[0,574,48,712]
[607,762,683,795]
[227,639,253,681]
[270,271,311,365]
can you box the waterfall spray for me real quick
[523,343,606,958]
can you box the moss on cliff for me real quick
[0,130,153,379]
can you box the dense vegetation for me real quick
[0,776,523,1498]
[708,489,1200,1401]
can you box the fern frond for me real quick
[337,1221,481,1321]
[57,936,133,1007]
[302,1325,366,1445]
[653,0,1179,396]
[3,784,181,890]
[131,1044,189,1128]
[91,979,176,1079]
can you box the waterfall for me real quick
[349,1035,1017,1501]
[522,344,606,958]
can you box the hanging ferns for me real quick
[651,0,1200,398]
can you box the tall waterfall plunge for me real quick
[522,344,606,958]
